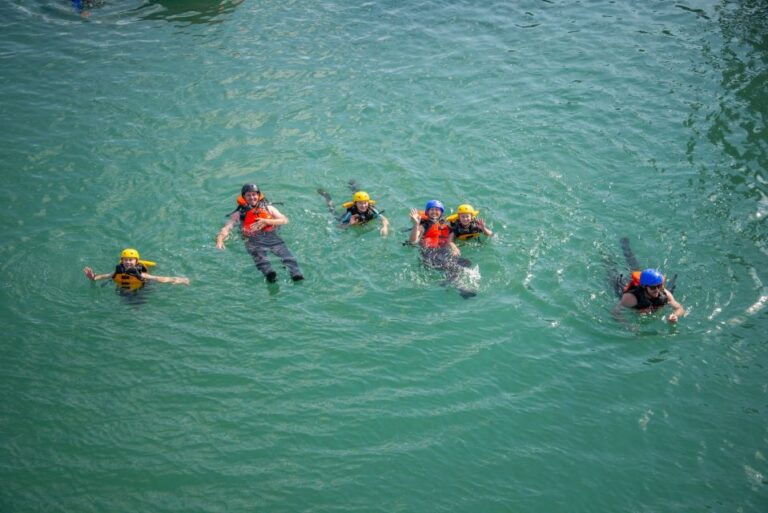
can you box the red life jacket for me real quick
[420,215,451,249]
[243,205,276,234]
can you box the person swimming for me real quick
[408,200,476,298]
[216,183,304,283]
[613,268,686,323]
[608,239,685,324]
[446,203,493,241]
[339,191,390,236]
[83,248,190,290]
[318,184,390,237]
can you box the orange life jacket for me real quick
[243,204,276,234]
[420,214,451,249]
[622,271,642,293]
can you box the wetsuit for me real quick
[340,205,380,225]
[628,286,668,311]
[418,218,473,297]
[450,219,485,240]
[244,232,302,280]
[236,203,303,280]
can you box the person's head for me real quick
[639,268,664,295]
[424,200,445,220]
[120,248,140,268]
[353,191,370,212]
[455,204,478,226]
[241,183,261,205]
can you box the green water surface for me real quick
[1,1,767,512]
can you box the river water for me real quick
[1,1,767,512]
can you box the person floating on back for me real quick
[446,203,493,241]
[409,200,475,298]
[216,183,304,283]
[83,248,190,290]
[613,268,686,323]
[340,191,389,236]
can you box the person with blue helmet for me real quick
[408,200,458,252]
[408,200,475,298]
[614,268,685,323]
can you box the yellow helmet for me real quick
[342,191,376,209]
[456,204,479,216]
[353,191,370,203]
[120,248,140,259]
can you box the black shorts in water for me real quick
[244,231,303,279]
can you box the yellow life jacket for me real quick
[112,260,156,290]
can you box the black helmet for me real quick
[241,183,260,195]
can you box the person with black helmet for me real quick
[216,184,304,282]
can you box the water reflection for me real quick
[134,0,244,25]
[700,1,767,203]
[690,1,768,325]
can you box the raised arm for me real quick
[408,208,422,244]
[478,219,493,237]
[84,267,113,281]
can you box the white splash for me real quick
[745,295,768,316]
[457,265,481,290]
[638,409,654,431]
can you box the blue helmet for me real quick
[639,268,664,287]
[424,200,445,214]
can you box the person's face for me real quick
[244,191,260,205]
[355,201,369,212]
[458,213,473,225]
[121,257,139,268]
[427,207,442,220]
[645,284,663,297]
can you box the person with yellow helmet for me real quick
[83,248,190,290]
[445,204,493,241]
[339,190,389,236]
[216,183,304,282]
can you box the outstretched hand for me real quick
[83,267,96,281]
[409,208,421,225]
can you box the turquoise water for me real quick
[1,1,767,511]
